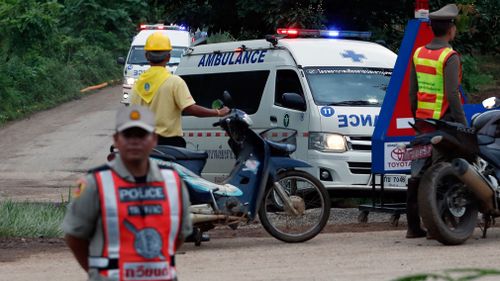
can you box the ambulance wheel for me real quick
[358,211,369,223]
[258,170,330,243]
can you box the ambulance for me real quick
[176,28,398,192]
[118,24,204,104]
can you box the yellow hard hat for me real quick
[144,32,172,51]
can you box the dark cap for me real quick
[429,4,459,22]
[115,105,155,133]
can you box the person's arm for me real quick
[61,175,99,272]
[409,59,418,119]
[444,54,467,126]
[172,76,230,117]
[183,104,230,117]
[65,234,90,271]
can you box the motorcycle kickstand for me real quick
[480,214,492,239]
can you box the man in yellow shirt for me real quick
[131,32,230,147]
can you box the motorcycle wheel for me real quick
[258,170,330,243]
[418,162,479,245]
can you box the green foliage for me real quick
[0,0,497,125]
[0,0,143,124]
[206,31,235,44]
[461,55,494,94]
[0,201,66,238]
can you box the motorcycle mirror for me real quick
[482,97,499,109]
[211,99,224,110]
[223,91,234,108]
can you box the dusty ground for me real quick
[1,86,500,280]
[2,227,500,281]
[0,87,120,202]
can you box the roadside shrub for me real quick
[461,55,494,103]
[71,45,121,86]
[0,54,83,123]
[207,31,236,43]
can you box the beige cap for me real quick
[429,4,459,22]
[115,105,155,133]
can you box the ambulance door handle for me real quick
[270,116,277,124]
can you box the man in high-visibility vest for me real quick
[406,3,467,239]
[62,105,192,280]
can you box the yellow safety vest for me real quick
[413,46,461,119]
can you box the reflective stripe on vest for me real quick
[413,46,456,119]
[92,168,182,281]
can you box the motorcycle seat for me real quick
[477,134,495,146]
[479,138,500,168]
[267,140,296,155]
[153,145,208,160]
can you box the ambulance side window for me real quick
[181,71,269,115]
[275,70,305,110]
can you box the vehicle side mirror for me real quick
[223,91,234,108]
[117,57,125,65]
[282,93,306,111]
[482,97,499,109]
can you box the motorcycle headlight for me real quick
[125,77,136,86]
[123,93,129,99]
[308,132,347,152]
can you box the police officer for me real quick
[406,3,467,238]
[62,105,192,280]
[130,32,230,148]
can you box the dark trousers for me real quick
[158,136,186,148]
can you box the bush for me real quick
[461,55,494,103]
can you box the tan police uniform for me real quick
[409,3,467,126]
[62,154,192,281]
[406,3,466,239]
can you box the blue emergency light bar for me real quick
[277,28,372,40]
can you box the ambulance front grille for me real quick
[348,162,372,174]
[348,136,372,151]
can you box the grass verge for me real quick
[0,201,66,238]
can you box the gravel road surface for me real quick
[1,229,500,281]
[1,86,499,281]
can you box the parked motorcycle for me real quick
[111,95,331,245]
[404,97,500,245]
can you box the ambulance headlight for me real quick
[308,133,347,152]
[125,77,136,86]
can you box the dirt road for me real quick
[1,229,500,281]
[0,86,121,202]
[1,86,500,280]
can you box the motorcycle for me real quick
[404,97,500,245]
[111,95,331,245]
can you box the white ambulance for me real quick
[176,28,399,192]
[118,24,196,104]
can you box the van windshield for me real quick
[127,46,187,66]
[304,67,392,106]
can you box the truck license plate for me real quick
[402,144,432,161]
[383,175,408,188]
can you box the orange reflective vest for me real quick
[90,168,182,281]
[413,46,463,119]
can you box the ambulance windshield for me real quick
[305,67,392,106]
[127,46,187,66]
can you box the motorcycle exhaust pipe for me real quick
[452,158,496,214]
[190,213,246,224]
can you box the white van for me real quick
[118,24,194,104]
[176,28,398,192]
